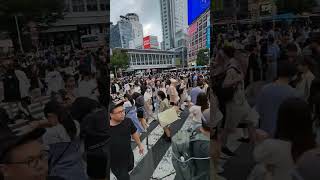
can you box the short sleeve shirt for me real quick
[110,118,137,167]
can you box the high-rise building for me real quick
[187,9,210,65]
[125,13,144,49]
[110,17,133,48]
[175,29,188,48]
[160,0,188,50]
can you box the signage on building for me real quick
[188,22,197,36]
[143,36,151,49]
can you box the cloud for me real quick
[110,0,163,42]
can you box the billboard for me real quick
[187,22,197,36]
[188,0,210,25]
[143,36,151,49]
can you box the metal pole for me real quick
[14,15,24,53]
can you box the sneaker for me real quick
[221,146,236,157]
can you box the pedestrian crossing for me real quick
[110,110,245,180]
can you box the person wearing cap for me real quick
[109,101,144,180]
[0,119,64,180]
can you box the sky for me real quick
[110,0,163,42]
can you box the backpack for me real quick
[3,71,21,102]
[172,128,210,180]
[211,66,241,103]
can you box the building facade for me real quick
[110,17,133,49]
[248,0,276,20]
[175,29,188,48]
[187,9,210,65]
[40,0,109,48]
[160,0,188,50]
[126,13,144,49]
[114,48,178,70]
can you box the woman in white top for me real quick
[42,100,87,180]
[78,72,98,100]
[144,86,154,121]
[294,56,315,101]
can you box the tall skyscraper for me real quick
[110,17,133,48]
[160,0,188,50]
[125,13,144,49]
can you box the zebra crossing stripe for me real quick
[151,114,193,179]
[131,124,164,168]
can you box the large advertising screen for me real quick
[143,36,151,49]
[188,0,210,25]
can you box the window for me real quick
[64,0,71,12]
[100,0,108,10]
[72,0,85,12]
[87,0,98,11]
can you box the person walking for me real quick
[109,101,144,180]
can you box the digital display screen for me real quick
[188,0,210,25]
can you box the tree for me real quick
[276,0,317,14]
[111,49,129,77]
[0,0,64,52]
[196,48,209,66]
[175,58,181,67]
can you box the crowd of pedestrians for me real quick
[110,69,212,179]
[211,23,320,180]
[0,46,111,180]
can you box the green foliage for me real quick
[196,48,209,66]
[276,0,317,14]
[175,58,181,66]
[111,49,129,71]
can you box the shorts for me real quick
[86,148,109,179]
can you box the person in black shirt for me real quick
[245,44,261,87]
[109,101,144,180]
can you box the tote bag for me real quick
[158,107,179,127]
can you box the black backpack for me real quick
[3,71,21,102]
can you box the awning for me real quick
[41,26,77,33]
[52,16,107,26]
[260,13,296,21]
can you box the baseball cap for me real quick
[0,119,45,163]
[109,101,124,113]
